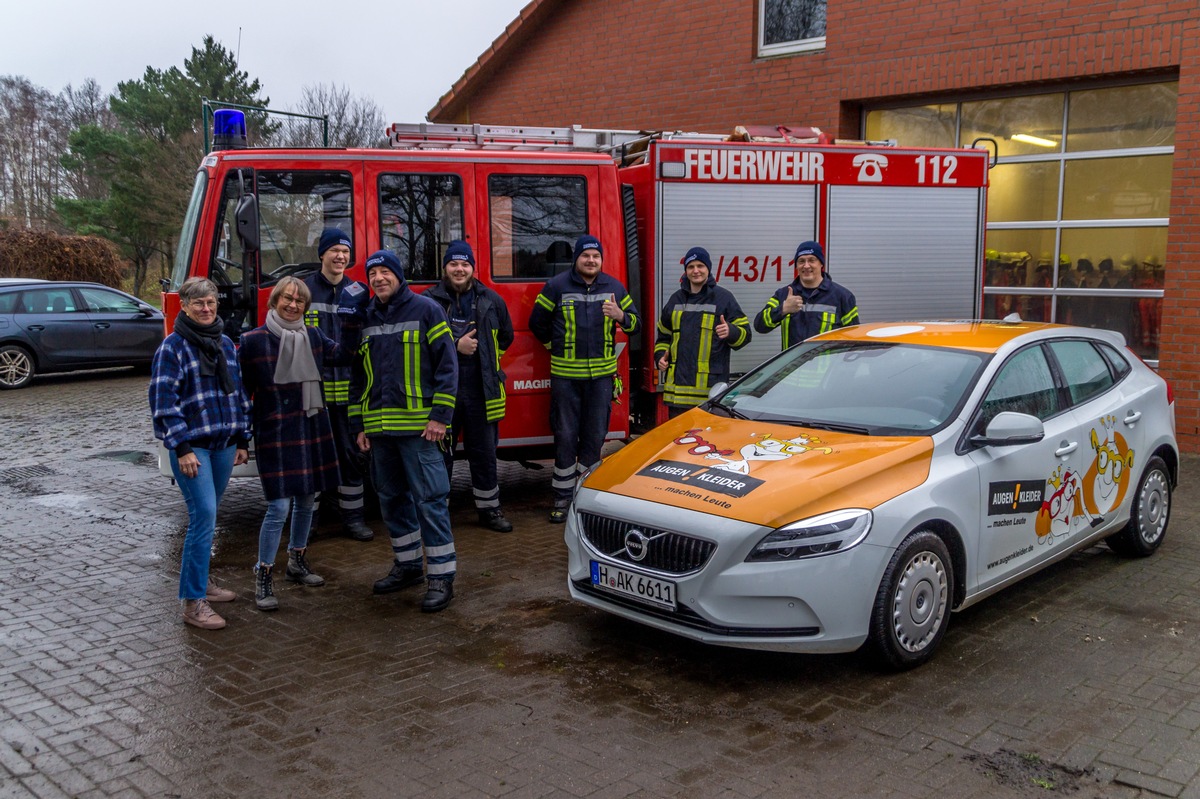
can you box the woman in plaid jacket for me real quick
[238,277,349,612]
[150,277,251,631]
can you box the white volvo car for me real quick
[565,321,1178,669]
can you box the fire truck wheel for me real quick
[0,344,35,390]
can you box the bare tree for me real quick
[268,82,387,148]
[0,76,75,228]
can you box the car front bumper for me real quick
[564,488,894,654]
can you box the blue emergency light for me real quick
[212,109,248,150]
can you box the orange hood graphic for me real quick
[584,414,935,528]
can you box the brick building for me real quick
[429,0,1200,450]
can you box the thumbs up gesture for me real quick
[781,285,804,314]
[715,314,731,339]
[456,327,479,355]
[601,294,625,324]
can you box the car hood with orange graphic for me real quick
[584,414,935,528]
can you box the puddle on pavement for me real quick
[29,493,93,509]
[966,748,1095,794]
[447,595,866,740]
[88,450,158,467]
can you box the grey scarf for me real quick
[266,309,324,417]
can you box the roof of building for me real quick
[427,0,560,122]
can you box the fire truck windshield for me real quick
[171,171,208,291]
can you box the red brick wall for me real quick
[436,0,1200,449]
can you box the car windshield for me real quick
[716,340,988,435]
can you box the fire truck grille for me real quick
[578,512,716,575]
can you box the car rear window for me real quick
[0,292,16,314]
[1047,339,1115,406]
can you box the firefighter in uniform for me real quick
[755,240,859,349]
[655,246,751,418]
[303,228,373,541]
[427,240,516,533]
[529,234,639,523]
[351,250,459,613]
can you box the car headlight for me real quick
[746,509,873,562]
[573,465,594,501]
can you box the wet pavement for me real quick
[3,370,1200,798]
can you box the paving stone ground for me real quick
[2,369,1200,798]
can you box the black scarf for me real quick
[174,311,236,394]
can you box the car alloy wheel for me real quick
[0,345,34,389]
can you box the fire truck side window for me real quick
[377,174,464,283]
[210,170,353,285]
[487,175,588,280]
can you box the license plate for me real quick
[590,561,677,610]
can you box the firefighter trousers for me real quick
[550,375,613,502]
[444,365,501,513]
[326,404,367,525]
[370,435,456,580]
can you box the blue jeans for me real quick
[370,435,456,579]
[170,445,237,600]
[257,494,316,566]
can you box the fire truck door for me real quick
[207,165,360,337]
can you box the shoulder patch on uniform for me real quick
[344,282,366,296]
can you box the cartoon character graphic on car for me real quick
[1035,466,1087,543]
[703,432,832,475]
[1082,417,1135,517]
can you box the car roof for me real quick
[0,277,48,285]
[813,320,1121,353]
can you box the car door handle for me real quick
[1055,441,1078,458]
[27,324,44,331]
[1123,410,1142,426]
[94,322,111,329]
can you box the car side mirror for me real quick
[708,381,729,400]
[971,411,1045,447]
[138,305,156,317]
[235,193,260,252]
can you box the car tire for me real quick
[0,344,35,389]
[868,530,953,671]
[1105,455,1171,558]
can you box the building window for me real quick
[759,0,826,57]
[864,80,1176,364]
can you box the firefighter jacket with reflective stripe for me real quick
[348,285,457,437]
[654,277,751,407]
[303,272,369,404]
[755,274,859,349]
[426,280,514,423]
[529,268,639,379]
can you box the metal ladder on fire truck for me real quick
[386,122,732,165]
[385,122,888,168]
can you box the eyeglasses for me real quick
[187,299,218,309]
[278,295,305,307]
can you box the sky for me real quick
[4,0,532,122]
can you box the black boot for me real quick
[343,520,374,542]
[421,578,454,613]
[372,561,424,594]
[478,508,513,533]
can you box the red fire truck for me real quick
[164,114,990,456]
